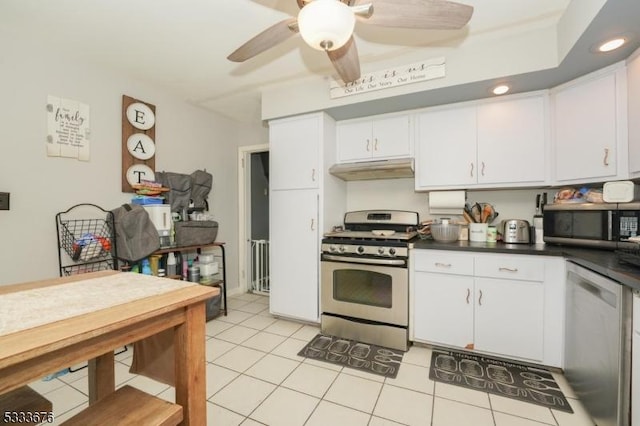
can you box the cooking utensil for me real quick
[374,355,402,364]
[348,356,369,368]
[376,348,402,357]
[523,379,561,392]
[310,335,332,350]
[434,368,460,382]
[519,371,556,383]
[486,365,514,384]
[326,351,347,363]
[371,361,395,375]
[304,347,324,358]
[472,203,482,223]
[459,359,483,377]
[434,354,457,372]
[464,204,476,223]
[463,375,492,390]
[328,339,350,354]
[495,381,526,397]
[349,343,371,358]
[528,389,565,406]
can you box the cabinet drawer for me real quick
[474,255,544,281]
[413,251,473,275]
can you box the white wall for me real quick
[346,179,546,227]
[0,37,267,287]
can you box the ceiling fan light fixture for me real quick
[298,0,355,51]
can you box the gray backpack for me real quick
[110,204,160,262]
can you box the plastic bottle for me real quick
[141,258,152,275]
[166,252,177,277]
[182,257,189,280]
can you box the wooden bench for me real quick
[61,385,182,426]
[0,386,52,426]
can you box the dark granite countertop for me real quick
[411,239,640,291]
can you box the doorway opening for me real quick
[238,144,270,295]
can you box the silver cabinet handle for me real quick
[374,138,379,151]
[366,139,371,152]
[310,218,315,231]
[481,161,486,176]
[435,262,452,268]
[466,288,470,304]
[470,163,474,178]
[498,267,518,273]
[604,148,610,166]
[478,289,483,306]
[311,168,316,181]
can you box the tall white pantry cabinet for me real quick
[268,112,346,323]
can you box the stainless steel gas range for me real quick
[320,210,419,351]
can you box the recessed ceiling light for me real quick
[598,37,626,52]
[492,85,510,95]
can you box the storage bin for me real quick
[205,289,222,321]
[174,220,218,246]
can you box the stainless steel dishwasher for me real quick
[565,261,633,426]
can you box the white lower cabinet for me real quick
[633,292,639,426]
[270,189,319,322]
[411,250,565,367]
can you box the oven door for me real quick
[321,257,408,327]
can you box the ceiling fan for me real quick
[227,0,474,84]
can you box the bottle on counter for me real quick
[141,258,152,275]
[166,252,177,277]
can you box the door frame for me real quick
[238,143,269,294]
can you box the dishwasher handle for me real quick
[569,270,618,308]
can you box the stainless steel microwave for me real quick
[543,202,640,249]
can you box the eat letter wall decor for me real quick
[122,95,156,192]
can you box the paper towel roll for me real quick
[429,191,466,215]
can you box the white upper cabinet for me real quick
[269,114,321,190]
[415,93,548,190]
[415,106,477,188]
[628,49,640,178]
[476,95,546,185]
[552,65,628,184]
[337,114,412,162]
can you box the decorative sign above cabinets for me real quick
[329,57,446,99]
[122,95,156,192]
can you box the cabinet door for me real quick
[477,96,546,185]
[413,272,474,348]
[337,121,373,162]
[415,107,477,188]
[270,115,321,190]
[554,73,618,182]
[270,189,319,322]
[628,53,640,177]
[474,277,544,362]
[371,115,411,159]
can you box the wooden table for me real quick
[0,270,219,425]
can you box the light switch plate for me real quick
[0,192,10,210]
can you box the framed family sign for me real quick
[122,95,156,192]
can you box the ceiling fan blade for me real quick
[355,0,473,30]
[327,36,361,83]
[227,18,299,62]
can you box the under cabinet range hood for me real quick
[329,158,414,181]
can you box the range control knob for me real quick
[339,245,346,253]
[389,248,397,256]
[329,245,338,253]
[378,247,386,255]
[357,246,365,254]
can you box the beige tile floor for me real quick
[28,292,596,425]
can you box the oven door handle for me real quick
[322,254,406,266]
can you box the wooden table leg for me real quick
[88,351,115,405]
[174,302,206,426]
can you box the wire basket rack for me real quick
[56,204,118,276]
